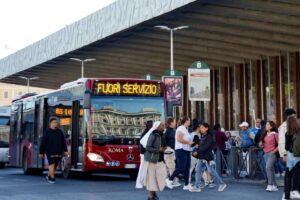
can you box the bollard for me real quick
[231,146,240,179]
[215,148,222,176]
[249,146,256,179]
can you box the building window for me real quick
[282,52,296,113]
[3,91,8,99]
[246,61,257,126]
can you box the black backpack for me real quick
[293,133,300,157]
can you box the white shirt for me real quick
[175,125,192,151]
[278,121,287,157]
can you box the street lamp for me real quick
[69,58,96,78]
[18,76,39,93]
[154,25,189,71]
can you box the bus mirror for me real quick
[83,91,91,109]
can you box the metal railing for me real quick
[215,146,266,180]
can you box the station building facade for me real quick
[177,51,300,130]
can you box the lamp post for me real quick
[69,58,96,78]
[154,25,189,72]
[18,76,39,93]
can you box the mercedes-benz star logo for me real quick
[127,154,134,161]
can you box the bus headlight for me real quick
[87,153,104,162]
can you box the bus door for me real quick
[16,104,23,166]
[36,98,47,169]
[71,100,80,168]
[29,101,38,168]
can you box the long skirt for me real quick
[143,161,167,191]
[135,154,145,189]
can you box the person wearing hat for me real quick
[237,121,254,148]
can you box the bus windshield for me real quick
[0,117,9,148]
[91,96,164,145]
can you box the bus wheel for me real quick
[129,171,138,180]
[61,156,73,178]
[0,162,5,169]
[22,150,30,175]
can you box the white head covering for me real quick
[140,121,162,148]
[146,121,162,134]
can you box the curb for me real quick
[223,177,284,187]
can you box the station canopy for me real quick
[1,0,300,89]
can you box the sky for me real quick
[0,0,116,59]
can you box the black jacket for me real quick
[145,131,165,162]
[285,134,293,153]
[197,132,214,161]
[165,127,175,149]
[39,128,67,155]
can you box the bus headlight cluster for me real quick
[106,161,120,167]
[87,153,104,162]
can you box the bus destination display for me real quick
[93,81,162,97]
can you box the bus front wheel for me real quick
[22,150,30,175]
[0,162,5,169]
[61,156,73,178]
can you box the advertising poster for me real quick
[163,76,183,106]
[188,67,210,101]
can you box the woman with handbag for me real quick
[190,122,226,192]
[259,121,279,192]
[143,121,167,200]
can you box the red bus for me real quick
[9,78,165,178]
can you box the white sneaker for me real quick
[275,173,280,178]
[291,190,300,198]
[281,194,289,200]
[165,178,174,189]
[183,184,193,190]
[218,184,227,192]
[271,185,278,192]
[189,186,201,192]
[172,180,181,187]
[266,185,273,192]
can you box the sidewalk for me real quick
[223,177,284,187]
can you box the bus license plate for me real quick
[124,164,137,169]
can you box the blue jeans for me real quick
[194,159,224,187]
[274,157,284,174]
[169,149,191,186]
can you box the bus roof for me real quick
[12,78,162,104]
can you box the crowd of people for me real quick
[136,108,300,200]
[136,117,228,200]
[221,108,300,200]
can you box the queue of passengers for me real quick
[136,117,227,200]
[232,108,300,200]
[136,108,300,200]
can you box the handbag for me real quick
[192,147,199,159]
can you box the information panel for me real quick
[92,81,163,97]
